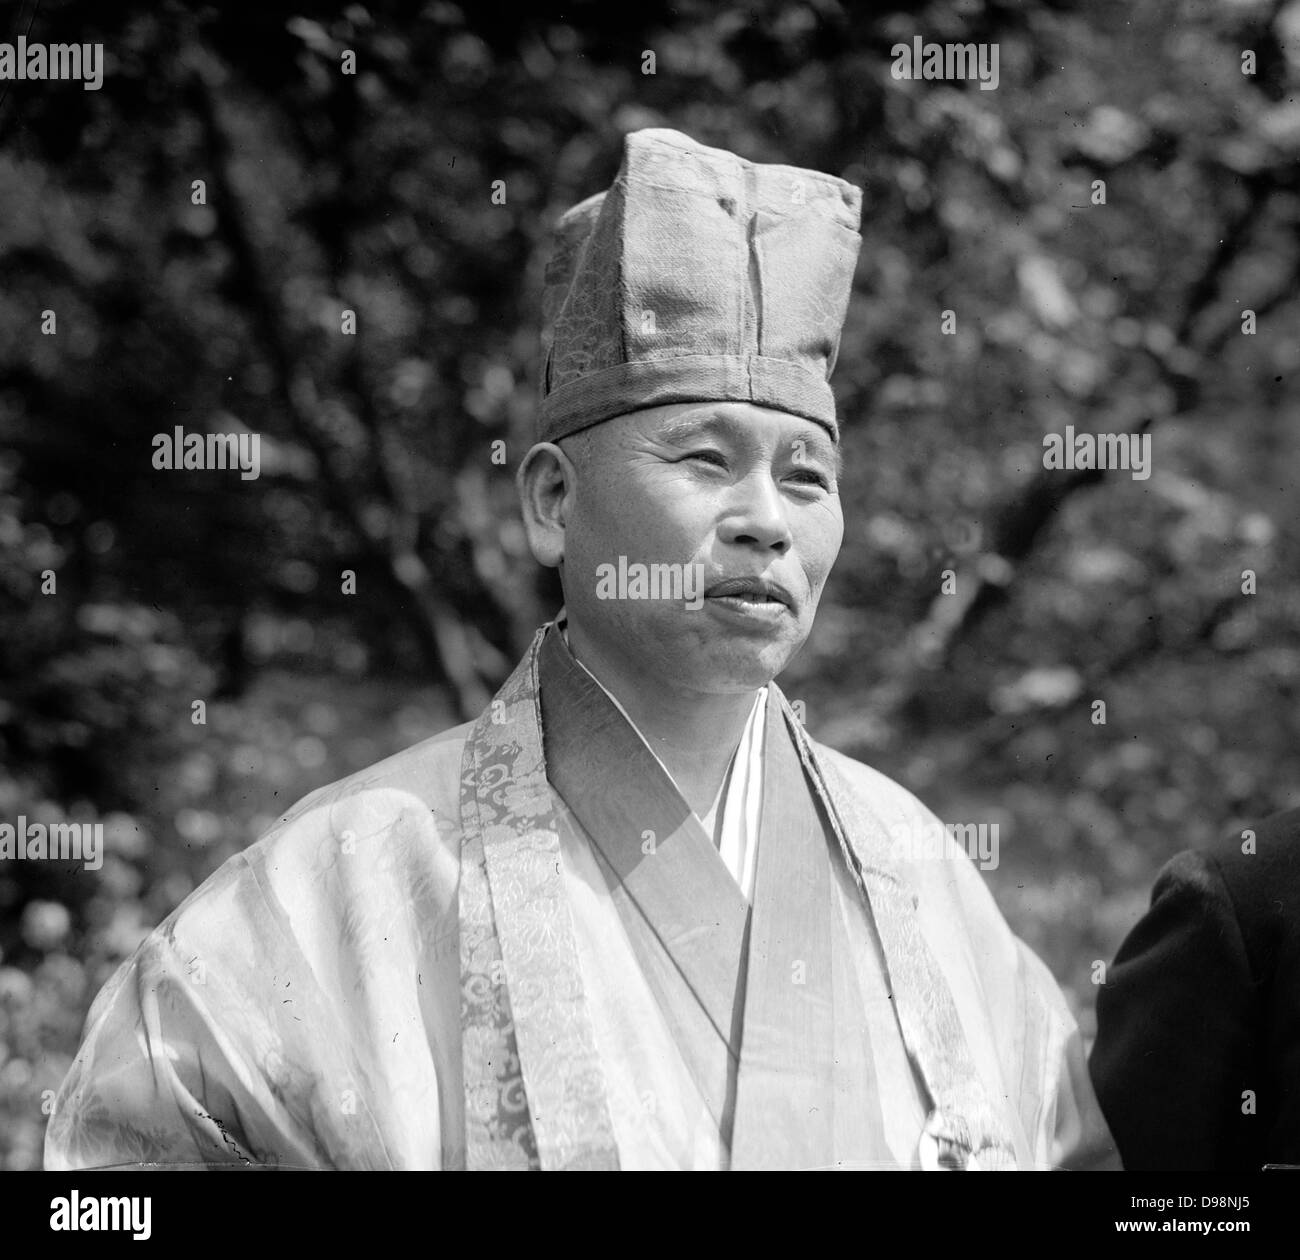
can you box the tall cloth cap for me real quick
[537,128,862,443]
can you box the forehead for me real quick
[627,402,837,451]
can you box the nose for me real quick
[716,471,793,554]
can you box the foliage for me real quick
[1,0,1297,1167]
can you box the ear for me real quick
[516,441,577,569]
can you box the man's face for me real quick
[548,400,844,695]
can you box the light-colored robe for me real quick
[44,631,1117,1171]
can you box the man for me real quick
[1090,808,1300,1170]
[46,128,1116,1171]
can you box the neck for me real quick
[564,622,759,817]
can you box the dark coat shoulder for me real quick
[1089,807,1300,1170]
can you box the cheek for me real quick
[571,484,637,559]
[570,479,699,576]
[798,502,844,589]
[603,479,710,555]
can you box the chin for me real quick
[685,640,801,693]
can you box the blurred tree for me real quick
[1,0,1298,1168]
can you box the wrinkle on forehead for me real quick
[563,402,842,477]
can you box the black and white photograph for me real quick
[0,0,1297,1232]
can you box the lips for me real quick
[703,576,796,609]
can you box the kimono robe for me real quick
[45,623,1117,1171]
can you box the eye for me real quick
[786,468,832,491]
[683,449,728,468]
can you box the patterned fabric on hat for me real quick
[538,129,862,442]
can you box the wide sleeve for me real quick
[42,878,335,1170]
[44,786,462,1171]
[1088,850,1258,1170]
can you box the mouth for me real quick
[703,576,796,616]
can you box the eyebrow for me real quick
[654,411,843,477]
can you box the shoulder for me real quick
[69,716,481,1052]
[1204,806,1300,904]
[1176,805,1300,984]
[256,717,474,857]
[262,718,476,841]
[154,718,478,952]
[809,739,988,881]
[1136,807,1300,960]
[808,740,940,837]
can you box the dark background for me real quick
[2,0,1299,1169]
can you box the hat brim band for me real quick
[537,353,838,443]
